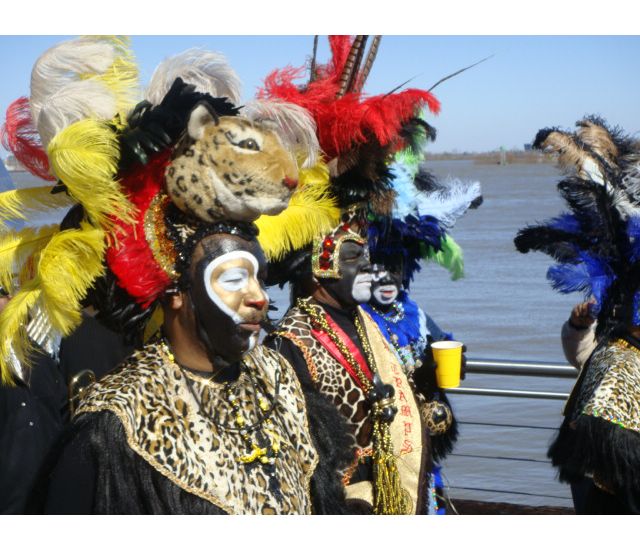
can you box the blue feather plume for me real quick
[547,251,616,314]
[548,213,582,234]
[627,215,640,262]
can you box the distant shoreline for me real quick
[425,150,555,165]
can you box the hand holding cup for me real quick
[431,340,464,388]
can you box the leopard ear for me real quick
[187,102,220,141]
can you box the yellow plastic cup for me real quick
[432,340,463,389]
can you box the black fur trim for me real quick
[302,387,353,514]
[548,415,640,512]
[30,411,227,513]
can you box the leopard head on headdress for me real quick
[165,102,299,223]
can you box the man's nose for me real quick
[245,296,267,310]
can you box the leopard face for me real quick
[165,103,298,223]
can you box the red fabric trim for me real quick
[311,311,373,390]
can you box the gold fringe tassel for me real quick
[372,418,411,515]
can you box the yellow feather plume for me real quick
[256,162,340,261]
[0,187,74,226]
[0,223,106,385]
[0,224,58,293]
[47,118,134,229]
[38,223,106,334]
[0,280,42,385]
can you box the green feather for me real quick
[424,234,465,280]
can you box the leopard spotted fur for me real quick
[74,340,318,514]
[571,339,640,433]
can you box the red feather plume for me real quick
[106,150,174,308]
[259,36,441,160]
[1,97,55,181]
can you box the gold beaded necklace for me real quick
[158,339,283,498]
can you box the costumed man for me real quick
[365,266,455,515]
[363,152,482,513]
[0,37,351,514]
[258,35,462,514]
[515,117,640,514]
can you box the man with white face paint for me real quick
[39,212,352,514]
[266,216,436,515]
[363,264,461,514]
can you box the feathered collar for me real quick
[363,291,424,367]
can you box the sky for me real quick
[1,12,639,156]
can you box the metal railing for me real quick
[442,357,578,508]
[445,358,578,400]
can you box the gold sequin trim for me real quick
[144,193,179,280]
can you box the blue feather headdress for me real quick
[515,116,640,333]
[368,135,482,288]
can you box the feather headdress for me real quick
[256,36,449,286]
[259,35,441,212]
[0,37,320,383]
[368,153,482,287]
[514,116,640,336]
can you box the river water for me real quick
[8,160,578,508]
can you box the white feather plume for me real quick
[30,37,117,126]
[145,49,241,107]
[395,176,481,231]
[242,99,320,168]
[36,81,117,147]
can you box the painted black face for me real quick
[188,234,269,367]
[370,264,402,310]
[320,240,372,309]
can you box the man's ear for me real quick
[187,102,220,141]
[164,291,185,311]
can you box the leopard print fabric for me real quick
[74,341,318,514]
[277,305,372,450]
[570,339,640,433]
[165,116,297,223]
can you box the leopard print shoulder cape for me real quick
[276,304,427,514]
[568,338,640,433]
[74,341,318,514]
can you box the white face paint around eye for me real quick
[373,284,398,305]
[218,267,250,292]
[202,251,268,324]
[351,273,372,303]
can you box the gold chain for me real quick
[297,298,373,391]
